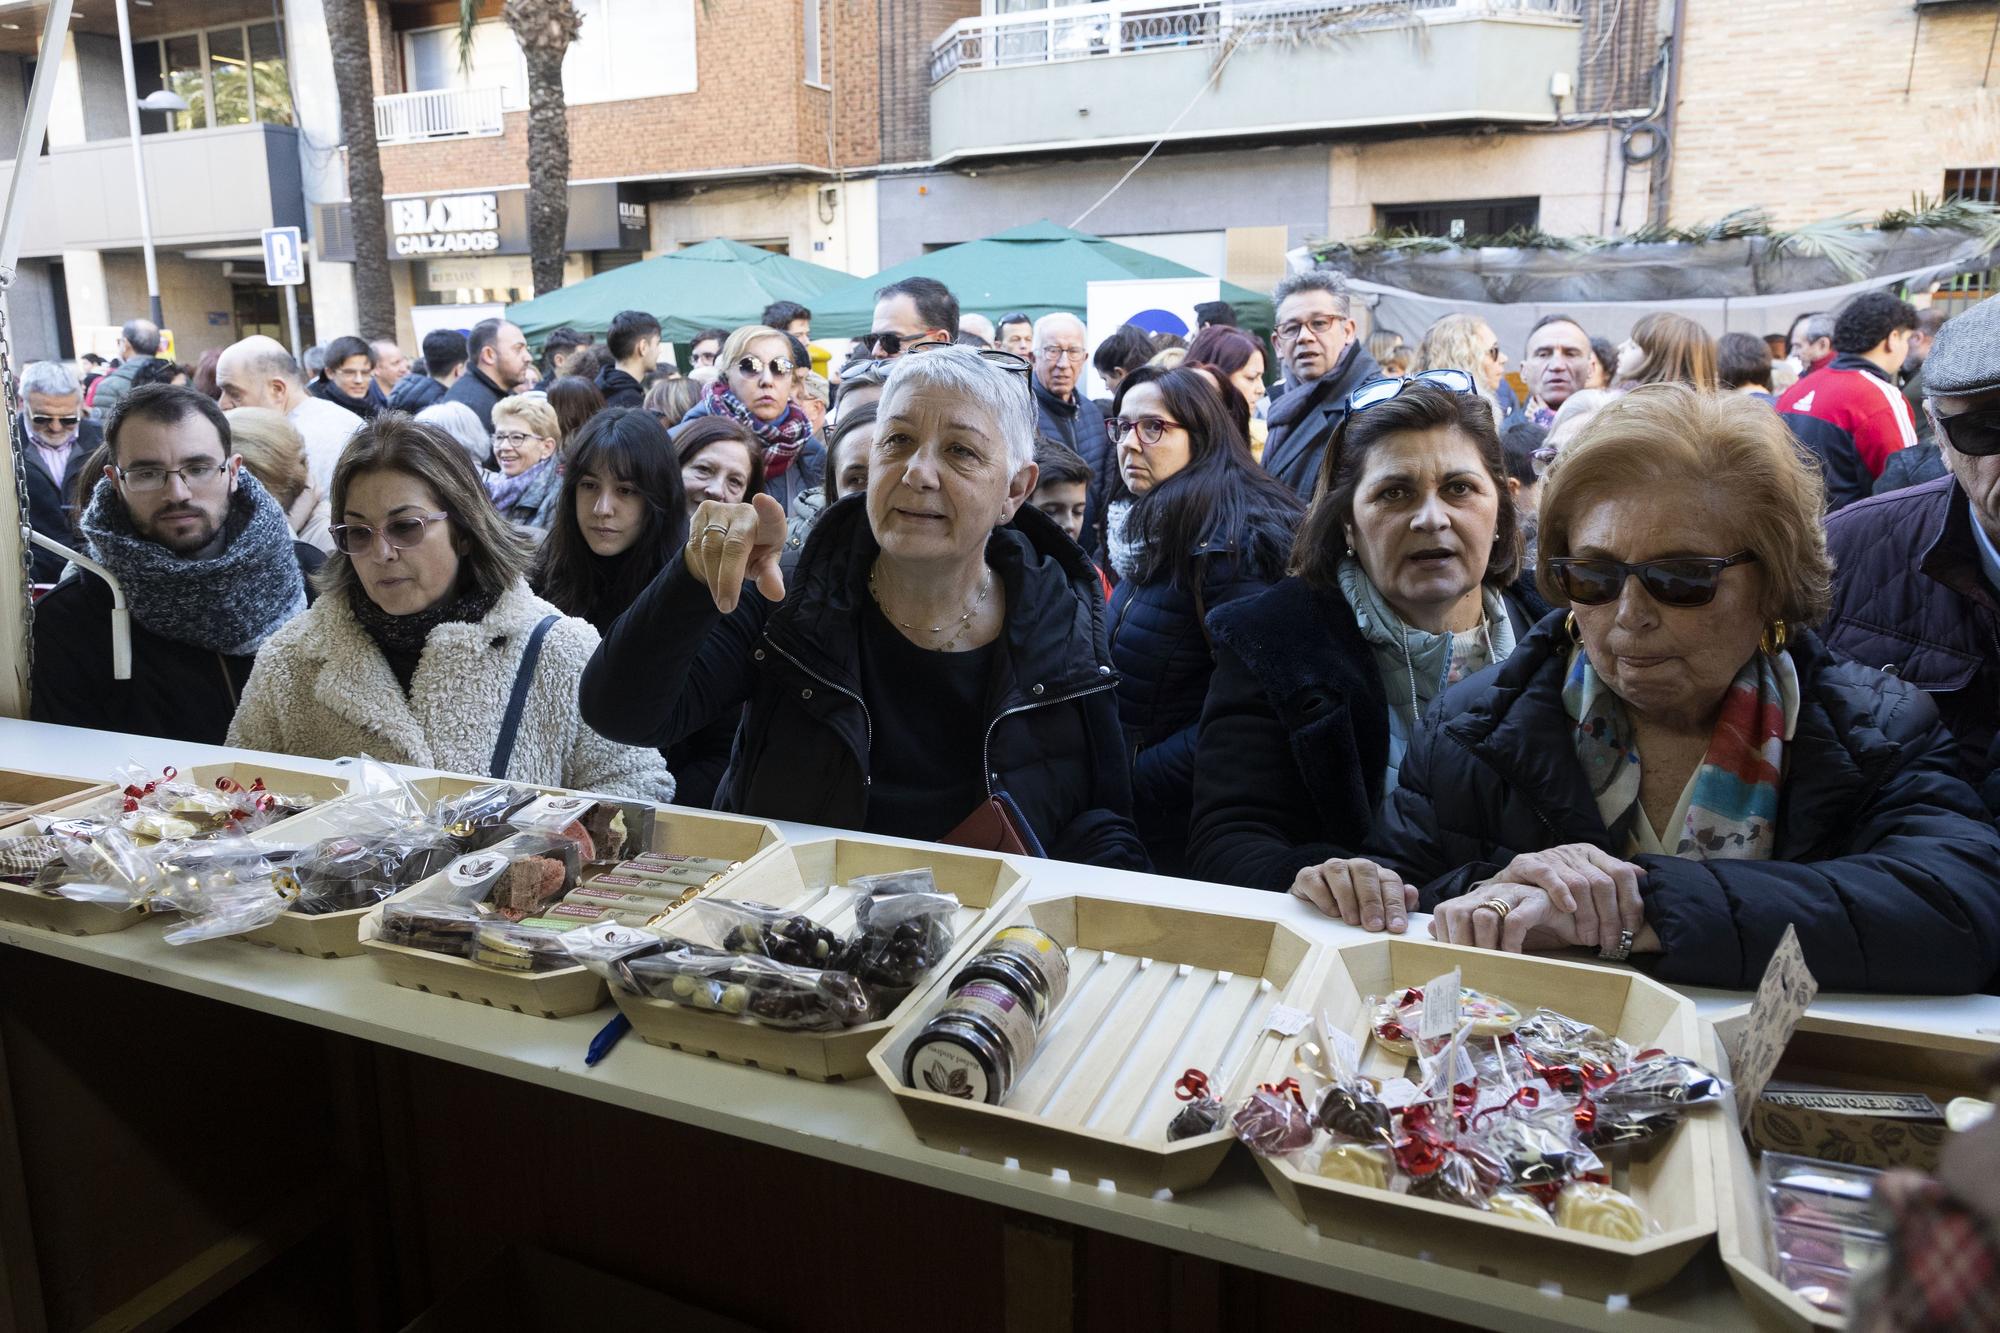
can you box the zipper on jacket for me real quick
[217,653,239,708]
[762,633,874,788]
[981,677,1119,797]
[1443,727,1564,842]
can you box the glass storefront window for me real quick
[164,34,207,131]
[208,26,251,127]
[133,40,170,136]
[249,23,294,127]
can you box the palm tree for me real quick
[462,1,583,300]
[325,0,395,338]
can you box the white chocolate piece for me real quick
[1556,1183,1646,1240]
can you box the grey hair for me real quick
[19,360,79,398]
[1800,312,1836,343]
[1032,312,1085,348]
[1272,269,1354,318]
[121,318,161,355]
[415,400,492,466]
[880,346,1038,471]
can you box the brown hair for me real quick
[1536,384,1831,624]
[1622,312,1719,392]
[224,407,308,509]
[316,411,533,604]
[674,416,767,500]
[1291,384,1520,591]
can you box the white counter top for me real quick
[6,718,1993,1330]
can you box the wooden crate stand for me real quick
[1708,1009,2000,1331]
[0,767,115,825]
[613,837,1028,1082]
[1253,938,1720,1302]
[869,895,1326,1198]
[360,808,784,1020]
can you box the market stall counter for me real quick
[1,719,1995,1333]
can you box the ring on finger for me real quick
[1598,928,1635,962]
[1473,899,1511,920]
[702,523,730,537]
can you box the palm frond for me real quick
[1768,217,1871,283]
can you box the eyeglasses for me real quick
[692,349,719,366]
[733,354,798,379]
[117,460,225,492]
[30,413,81,428]
[492,431,548,447]
[862,342,1033,378]
[864,331,917,357]
[1107,415,1184,446]
[1346,369,1477,413]
[1930,403,2000,458]
[1040,345,1086,364]
[1275,315,1345,346]
[1530,445,1560,479]
[328,511,449,557]
[1547,551,1758,608]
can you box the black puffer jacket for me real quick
[580,497,1148,868]
[1189,574,1546,892]
[1108,525,1292,874]
[1367,616,2000,994]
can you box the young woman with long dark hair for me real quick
[1104,365,1304,872]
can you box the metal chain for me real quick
[0,279,35,694]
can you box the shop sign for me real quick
[390,193,505,257]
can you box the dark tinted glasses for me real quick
[1931,404,2000,458]
[1548,551,1759,608]
[30,413,81,428]
[1347,368,1478,413]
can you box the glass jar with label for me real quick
[948,924,1069,1025]
[903,979,1041,1105]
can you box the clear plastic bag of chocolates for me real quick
[377,898,490,957]
[620,947,871,1030]
[836,876,961,1019]
[429,781,542,850]
[431,831,580,919]
[496,791,645,864]
[469,919,576,973]
[288,822,461,916]
[37,824,169,908]
[660,897,846,970]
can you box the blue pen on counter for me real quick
[585,1012,631,1067]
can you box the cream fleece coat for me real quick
[228,579,675,802]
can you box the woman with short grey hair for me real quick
[414,400,492,467]
[581,345,1147,867]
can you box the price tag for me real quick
[1265,1004,1310,1037]
[1327,1026,1361,1078]
[1419,968,1462,1040]
[1451,1037,1478,1088]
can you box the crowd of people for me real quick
[14,270,2000,994]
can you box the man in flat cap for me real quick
[1822,297,2000,814]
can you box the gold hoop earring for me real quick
[1761,619,1789,656]
[1565,612,1583,645]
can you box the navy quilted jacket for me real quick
[1367,616,2000,994]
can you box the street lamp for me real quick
[113,0,172,328]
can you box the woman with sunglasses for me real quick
[1105,367,1302,873]
[673,324,823,517]
[581,345,1147,869]
[1362,386,2000,993]
[1189,376,1544,908]
[1412,314,1509,406]
[485,392,563,536]
[229,412,674,801]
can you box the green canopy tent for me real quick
[505,238,854,351]
[807,220,1275,340]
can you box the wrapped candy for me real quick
[1555,1181,1649,1239]
[1166,1069,1227,1142]
[1512,1008,1631,1094]
[1233,1079,1315,1156]
[1597,1053,1727,1112]
[1313,1081,1394,1145]
[1369,985,1521,1057]
[1472,1103,1594,1189]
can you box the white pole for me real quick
[113,0,163,328]
[284,283,302,359]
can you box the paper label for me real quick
[1728,924,1820,1121]
[1327,1026,1361,1080]
[1419,968,1462,1040]
[1451,1037,1477,1088]
[508,794,593,829]
[1265,1004,1310,1037]
[1377,1077,1422,1110]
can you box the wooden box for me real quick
[869,895,1325,1197]
[613,837,1027,1082]
[360,808,783,1020]
[0,767,115,825]
[0,762,340,936]
[1254,939,1720,1301]
[1708,1009,1999,1331]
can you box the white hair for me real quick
[20,361,79,399]
[880,345,1038,471]
[415,400,492,465]
[1032,312,1085,349]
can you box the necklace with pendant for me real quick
[870,564,992,652]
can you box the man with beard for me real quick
[30,385,323,743]
[1261,271,1382,496]
[1502,314,1593,432]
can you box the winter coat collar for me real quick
[1830,352,1897,384]
[1032,377,1085,420]
[1919,478,2000,616]
[281,577,554,764]
[1436,616,1904,860]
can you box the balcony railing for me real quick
[374,86,507,144]
[929,0,1585,83]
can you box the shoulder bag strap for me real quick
[490,614,560,779]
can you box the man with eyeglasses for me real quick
[866,276,959,360]
[597,309,661,410]
[29,384,323,745]
[1823,297,2000,815]
[1028,313,1110,551]
[1262,271,1382,497]
[14,361,101,583]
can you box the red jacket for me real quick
[1775,354,1917,479]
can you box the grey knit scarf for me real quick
[79,469,306,655]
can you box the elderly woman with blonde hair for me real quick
[1327,385,2000,993]
[487,392,563,535]
[225,406,333,552]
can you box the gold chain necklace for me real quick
[869,563,992,652]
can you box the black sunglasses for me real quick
[1548,551,1759,608]
[1930,403,2000,458]
[30,414,81,428]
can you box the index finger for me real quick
[710,513,759,614]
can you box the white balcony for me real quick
[373,86,507,145]
[928,0,1588,161]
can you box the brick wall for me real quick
[378,0,884,196]
[1672,0,2000,225]
[879,0,979,163]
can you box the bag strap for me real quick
[490,614,560,778]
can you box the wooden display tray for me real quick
[1708,1009,2000,1331]
[1254,939,1720,1302]
[0,767,115,825]
[613,837,1028,1082]
[869,895,1325,1197]
[0,762,342,937]
[360,808,784,1019]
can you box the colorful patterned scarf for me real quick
[689,378,815,477]
[1562,645,1798,860]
